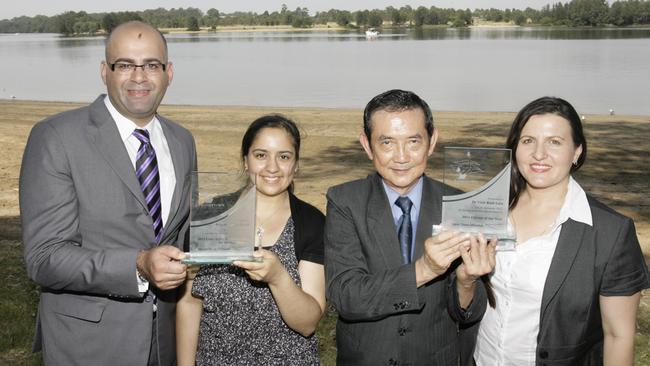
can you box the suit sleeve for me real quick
[325,190,422,321]
[20,122,141,297]
[448,271,488,325]
[599,218,650,296]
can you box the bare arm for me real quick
[234,252,325,336]
[270,260,325,336]
[176,271,203,366]
[600,292,641,366]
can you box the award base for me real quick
[181,252,264,264]
[432,225,517,251]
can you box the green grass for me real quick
[0,239,41,365]
[317,305,338,366]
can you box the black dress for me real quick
[192,217,321,365]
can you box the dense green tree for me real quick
[568,0,609,25]
[356,10,369,27]
[0,15,57,33]
[102,13,117,33]
[414,6,427,26]
[368,10,384,27]
[186,16,199,31]
[426,7,446,25]
[203,8,220,29]
[451,9,472,27]
[101,12,142,33]
[57,11,80,35]
[73,20,99,34]
[401,6,414,26]
[335,10,352,26]
[4,2,650,35]
[514,11,527,25]
[387,6,404,25]
[609,0,650,25]
[291,7,312,28]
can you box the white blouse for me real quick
[474,177,592,366]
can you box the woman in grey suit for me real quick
[473,97,649,365]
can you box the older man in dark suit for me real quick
[325,89,496,365]
[20,21,195,365]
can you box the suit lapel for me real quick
[158,116,186,237]
[367,174,403,268]
[88,96,147,211]
[414,176,442,260]
[539,219,587,323]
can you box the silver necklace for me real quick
[255,203,285,247]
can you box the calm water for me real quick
[1,27,649,115]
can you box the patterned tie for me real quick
[395,196,413,265]
[133,129,163,243]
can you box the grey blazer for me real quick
[325,173,487,366]
[20,95,196,366]
[533,195,649,365]
[463,195,650,366]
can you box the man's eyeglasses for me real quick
[109,62,167,74]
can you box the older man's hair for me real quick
[363,89,434,139]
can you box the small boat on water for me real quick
[365,28,379,38]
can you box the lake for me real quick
[1,27,649,115]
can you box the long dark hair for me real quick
[241,114,301,193]
[506,96,587,208]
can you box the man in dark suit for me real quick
[20,21,195,365]
[325,89,496,365]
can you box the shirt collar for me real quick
[104,95,158,142]
[556,176,592,227]
[382,175,424,210]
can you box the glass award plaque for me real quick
[433,147,516,251]
[182,172,259,264]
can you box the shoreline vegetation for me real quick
[2,0,650,36]
[0,99,648,364]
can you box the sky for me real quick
[1,1,559,20]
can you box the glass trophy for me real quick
[182,172,260,264]
[433,147,516,251]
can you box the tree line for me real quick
[1,0,649,35]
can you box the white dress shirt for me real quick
[104,96,176,293]
[474,177,592,366]
[104,96,176,227]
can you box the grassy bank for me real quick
[1,99,648,364]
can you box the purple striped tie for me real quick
[133,129,163,243]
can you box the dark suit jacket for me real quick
[533,195,649,365]
[20,95,196,365]
[325,173,487,366]
[464,195,650,366]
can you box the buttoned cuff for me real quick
[136,270,149,293]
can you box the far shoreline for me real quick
[2,98,649,119]
[1,22,551,37]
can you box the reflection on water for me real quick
[409,26,650,40]
[1,28,649,114]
